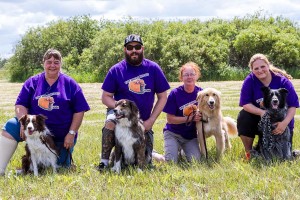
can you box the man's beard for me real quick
[125,51,144,66]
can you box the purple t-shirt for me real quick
[101,59,170,121]
[15,72,90,141]
[240,72,299,131]
[163,85,202,140]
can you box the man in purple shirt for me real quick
[97,34,170,170]
[237,53,299,160]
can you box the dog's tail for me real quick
[224,117,238,138]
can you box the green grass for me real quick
[1,80,300,199]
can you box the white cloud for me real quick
[0,0,299,58]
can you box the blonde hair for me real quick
[178,62,201,82]
[248,53,292,80]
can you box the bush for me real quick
[5,13,300,82]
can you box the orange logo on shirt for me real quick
[183,104,197,116]
[38,96,54,111]
[128,79,146,94]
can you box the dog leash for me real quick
[185,111,209,159]
[40,135,74,166]
[56,144,74,166]
[185,110,197,127]
[40,135,59,158]
[201,119,208,159]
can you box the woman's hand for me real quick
[20,125,26,140]
[193,111,202,122]
[64,134,75,149]
[272,121,288,135]
[143,118,155,132]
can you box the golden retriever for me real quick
[196,88,237,159]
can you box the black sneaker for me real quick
[97,162,108,172]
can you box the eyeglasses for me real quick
[126,44,142,51]
[182,73,196,77]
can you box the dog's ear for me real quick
[115,100,121,108]
[278,88,289,96]
[278,88,289,108]
[37,114,47,122]
[261,86,270,94]
[19,115,27,126]
[214,89,221,100]
[196,91,203,102]
[129,100,139,114]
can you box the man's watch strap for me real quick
[69,130,76,135]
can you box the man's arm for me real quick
[143,91,168,131]
[102,90,116,109]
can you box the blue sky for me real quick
[0,0,299,59]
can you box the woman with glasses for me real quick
[162,62,202,163]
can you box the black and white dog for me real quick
[258,86,291,161]
[111,99,147,174]
[19,114,58,176]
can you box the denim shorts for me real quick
[2,117,75,167]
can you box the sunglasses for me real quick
[126,44,142,51]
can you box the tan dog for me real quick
[196,88,237,159]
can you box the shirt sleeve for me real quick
[73,85,90,113]
[15,79,33,108]
[154,64,170,93]
[163,89,177,115]
[239,75,254,107]
[282,79,299,108]
[101,70,117,93]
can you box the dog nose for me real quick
[28,127,32,130]
[273,99,278,104]
[209,101,214,105]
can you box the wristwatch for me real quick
[69,130,76,135]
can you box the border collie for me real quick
[19,114,58,176]
[258,86,291,160]
[111,99,147,174]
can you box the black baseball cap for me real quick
[124,34,143,46]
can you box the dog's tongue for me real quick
[208,105,214,110]
[272,104,278,109]
[28,130,34,135]
[115,114,124,119]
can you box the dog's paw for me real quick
[111,166,121,174]
[137,168,143,173]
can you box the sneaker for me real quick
[96,162,108,172]
[245,151,251,161]
[245,149,260,161]
[15,168,25,175]
[292,150,300,158]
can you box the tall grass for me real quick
[1,79,300,199]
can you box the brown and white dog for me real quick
[111,99,147,174]
[19,114,58,176]
[196,88,238,159]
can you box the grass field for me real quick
[1,77,300,199]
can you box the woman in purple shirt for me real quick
[0,49,90,175]
[163,62,202,163]
[238,53,299,160]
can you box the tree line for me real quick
[4,12,300,83]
